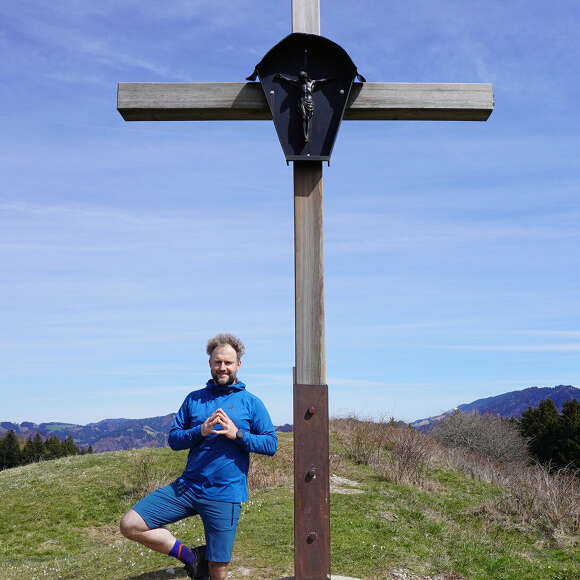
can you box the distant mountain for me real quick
[0,415,293,452]
[0,414,175,452]
[411,385,579,431]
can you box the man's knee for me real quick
[120,509,149,539]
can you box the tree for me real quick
[43,435,64,460]
[31,433,44,461]
[518,398,580,468]
[22,437,35,464]
[0,430,22,469]
[560,399,580,468]
[61,435,79,456]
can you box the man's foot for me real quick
[183,545,210,579]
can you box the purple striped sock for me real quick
[168,540,196,566]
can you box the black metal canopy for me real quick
[247,33,365,163]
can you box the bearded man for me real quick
[120,333,278,580]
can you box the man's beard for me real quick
[212,369,237,385]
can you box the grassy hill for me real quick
[0,428,578,579]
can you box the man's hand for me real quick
[200,411,221,437]
[201,408,238,440]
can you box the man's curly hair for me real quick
[206,333,246,360]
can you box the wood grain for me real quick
[117,81,493,122]
[292,0,320,34]
[294,162,326,386]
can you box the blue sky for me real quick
[1,0,579,426]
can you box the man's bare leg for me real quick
[209,561,228,580]
[120,509,176,554]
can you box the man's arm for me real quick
[245,397,278,456]
[167,395,204,450]
[213,402,278,456]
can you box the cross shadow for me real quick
[124,567,188,579]
[124,570,294,580]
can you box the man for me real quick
[120,333,278,579]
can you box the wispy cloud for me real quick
[0,199,290,259]
[3,9,184,80]
[514,330,580,338]
[433,344,580,352]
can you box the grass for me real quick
[0,431,578,579]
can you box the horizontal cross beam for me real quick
[117,82,493,122]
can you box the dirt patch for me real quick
[379,511,399,522]
[85,524,125,546]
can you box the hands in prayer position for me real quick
[201,408,238,440]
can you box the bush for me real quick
[496,462,580,535]
[380,424,438,485]
[331,417,389,467]
[432,410,529,463]
[331,417,437,486]
[440,433,580,537]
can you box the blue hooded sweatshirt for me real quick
[168,380,277,503]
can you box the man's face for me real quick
[209,344,241,385]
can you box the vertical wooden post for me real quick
[294,162,326,386]
[292,0,320,35]
[293,161,330,580]
[292,3,329,579]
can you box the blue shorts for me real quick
[132,479,241,563]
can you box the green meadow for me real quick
[0,429,577,579]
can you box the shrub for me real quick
[331,417,437,486]
[440,434,580,537]
[379,424,438,485]
[331,416,389,467]
[494,461,580,536]
[432,410,529,463]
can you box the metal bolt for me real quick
[339,89,345,94]
[270,90,275,95]
[306,466,317,481]
[306,531,318,543]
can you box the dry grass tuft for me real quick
[123,451,173,501]
[331,417,437,486]
[441,440,580,537]
[248,434,293,491]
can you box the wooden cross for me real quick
[117,1,493,578]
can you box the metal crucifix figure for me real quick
[275,71,333,142]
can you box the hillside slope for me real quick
[0,431,578,579]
